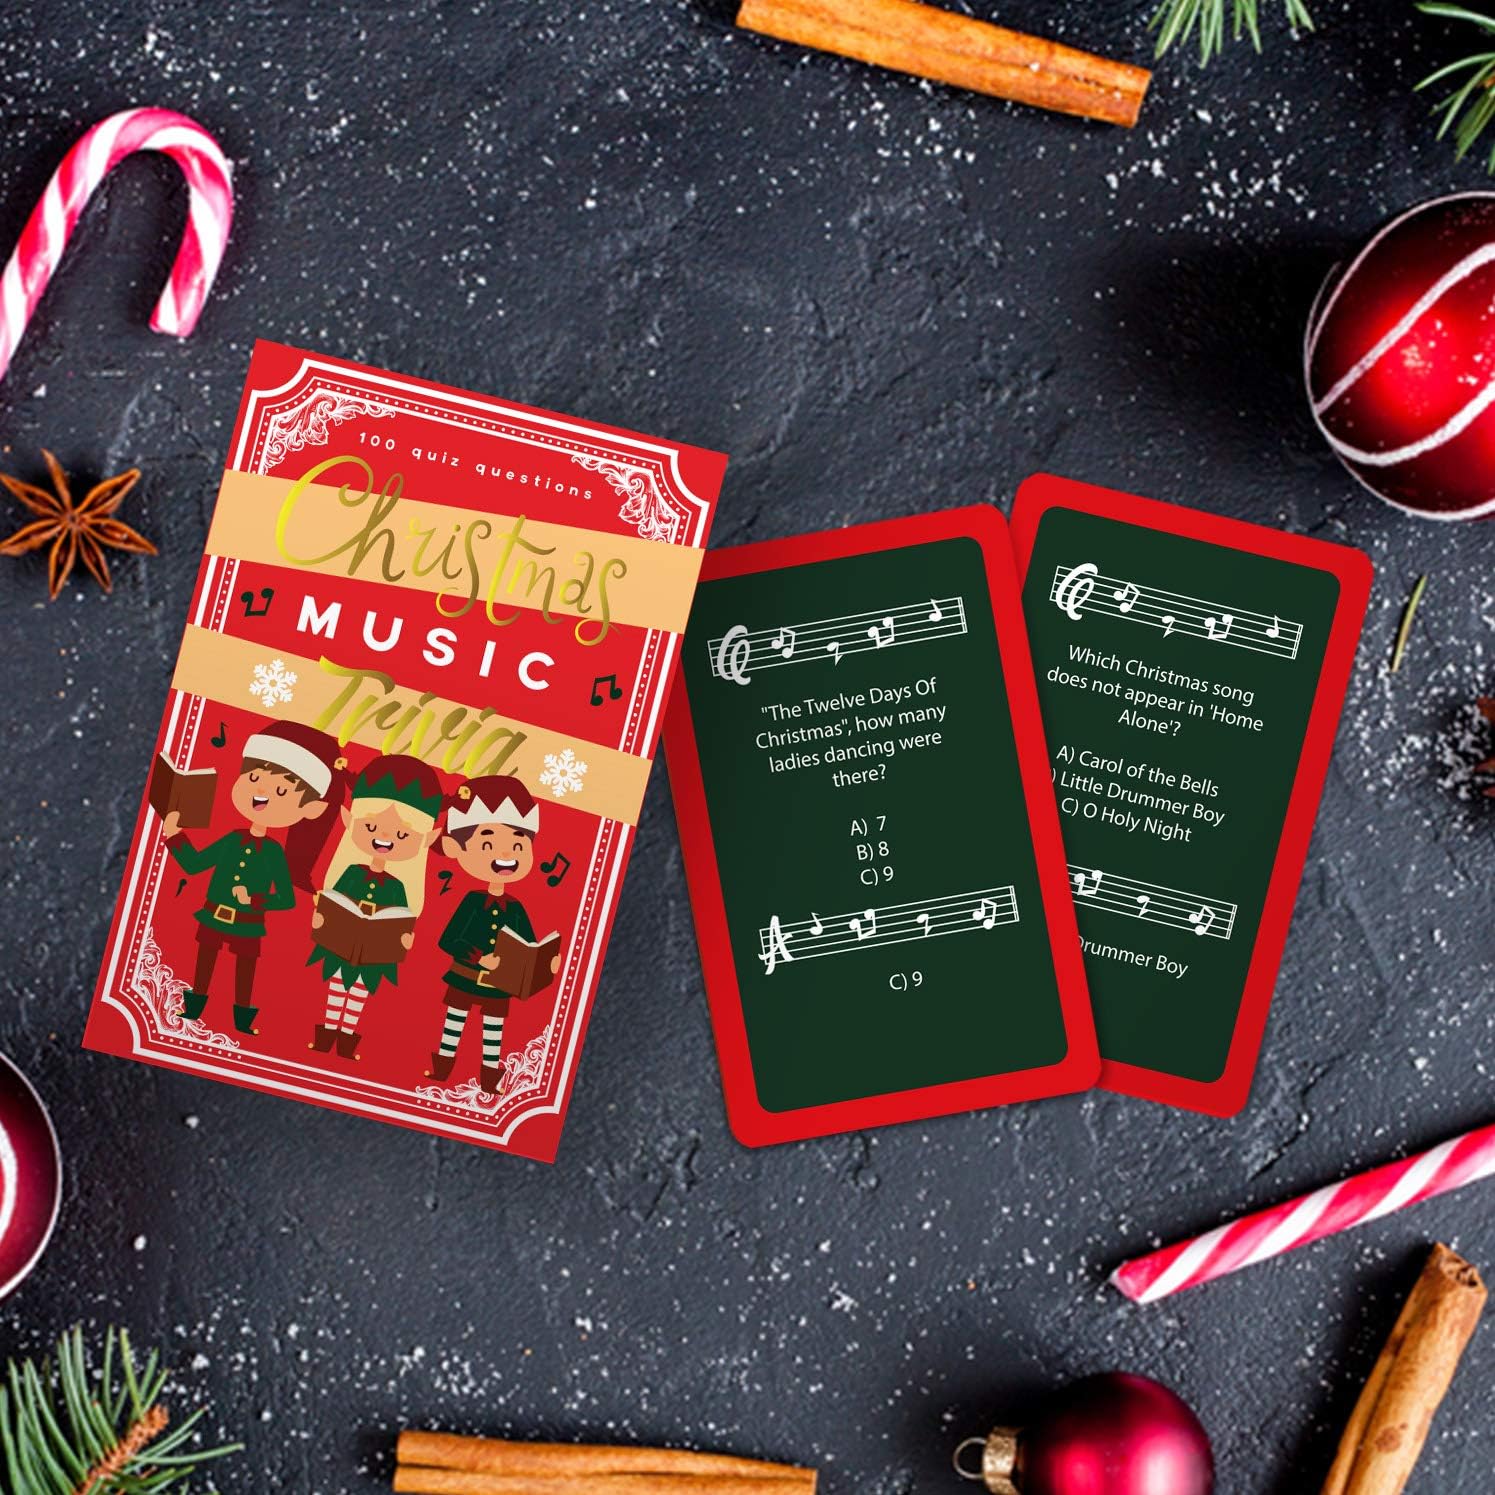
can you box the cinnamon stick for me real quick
[393,1475,809,1495]
[396,1431,811,1481]
[1321,1243,1486,1495]
[736,0,1149,128]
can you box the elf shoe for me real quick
[425,1051,455,1081]
[179,989,209,1021]
[478,1064,505,1096]
[309,1025,338,1053]
[335,1031,361,1060]
[232,1004,258,1035]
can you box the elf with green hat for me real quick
[306,754,444,1060]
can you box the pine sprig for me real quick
[0,1329,240,1494]
[1417,4,1495,169]
[1150,0,1315,63]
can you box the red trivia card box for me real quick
[83,342,726,1161]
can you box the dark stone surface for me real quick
[2,1,1493,1489]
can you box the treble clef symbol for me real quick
[1054,562,1099,621]
[715,624,753,686]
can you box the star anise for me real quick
[0,449,157,598]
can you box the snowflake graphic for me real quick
[539,747,588,798]
[248,657,298,709]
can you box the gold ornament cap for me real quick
[953,1427,1019,1494]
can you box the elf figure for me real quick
[426,774,562,1096]
[162,722,344,1035]
[307,754,443,1060]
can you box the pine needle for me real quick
[1417,4,1495,170]
[1150,0,1315,64]
[1391,574,1429,674]
[0,1328,240,1495]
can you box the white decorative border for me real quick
[572,453,688,542]
[100,355,710,1155]
[262,392,395,469]
[232,356,712,546]
[414,1019,555,1110]
[128,929,243,1051]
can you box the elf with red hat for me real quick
[426,774,562,1095]
[162,721,345,1035]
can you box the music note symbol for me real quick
[1161,615,1176,637]
[210,720,227,748]
[437,870,454,896]
[589,674,623,706]
[1204,614,1234,642]
[927,599,943,623]
[971,897,1000,930]
[916,911,931,936]
[1135,894,1150,918]
[850,908,876,941]
[810,912,824,936]
[1071,869,1103,898]
[825,640,841,665]
[761,915,793,974]
[540,852,571,888]
[1266,615,1281,639]
[1113,582,1140,614]
[1189,906,1215,937]
[771,627,796,660]
[866,616,895,649]
[239,587,274,619]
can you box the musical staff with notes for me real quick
[709,595,968,687]
[1050,562,1302,661]
[757,885,1019,973]
[1067,862,1236,942]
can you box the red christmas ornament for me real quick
[1306,192,1495,520]
[955,1372,1214,1495]
[0,1051,61,1299]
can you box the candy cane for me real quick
[0,107,233,384]
[1111,1120,1495,1304]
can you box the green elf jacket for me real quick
[168,830,295,940]
[306,863,411,993]
[438,890,535,1000]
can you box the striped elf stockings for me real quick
[310,971,369,1059]
[430,1006,506,1094]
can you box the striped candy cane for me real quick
[0,108,233,384]
[1111,1121,1495,1304]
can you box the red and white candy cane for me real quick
[1111,1120,1495,1304]
[0,107,233,384]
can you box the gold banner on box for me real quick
[206,464,705,640]
[172,626,651,826]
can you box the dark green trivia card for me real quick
[1012,475,1371,1116]
[664,507,1099,1146]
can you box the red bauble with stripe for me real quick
[1306,193,1495,520]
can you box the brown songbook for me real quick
[315,889,417,968]
[148,752,217,829]
[476,926,563,999]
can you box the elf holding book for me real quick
[427,775,564,1096]
[161,722,344,1036]
[307,755,443,1060]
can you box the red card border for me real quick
[1009,473,1373,1118]
[664,505,1100,1147]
